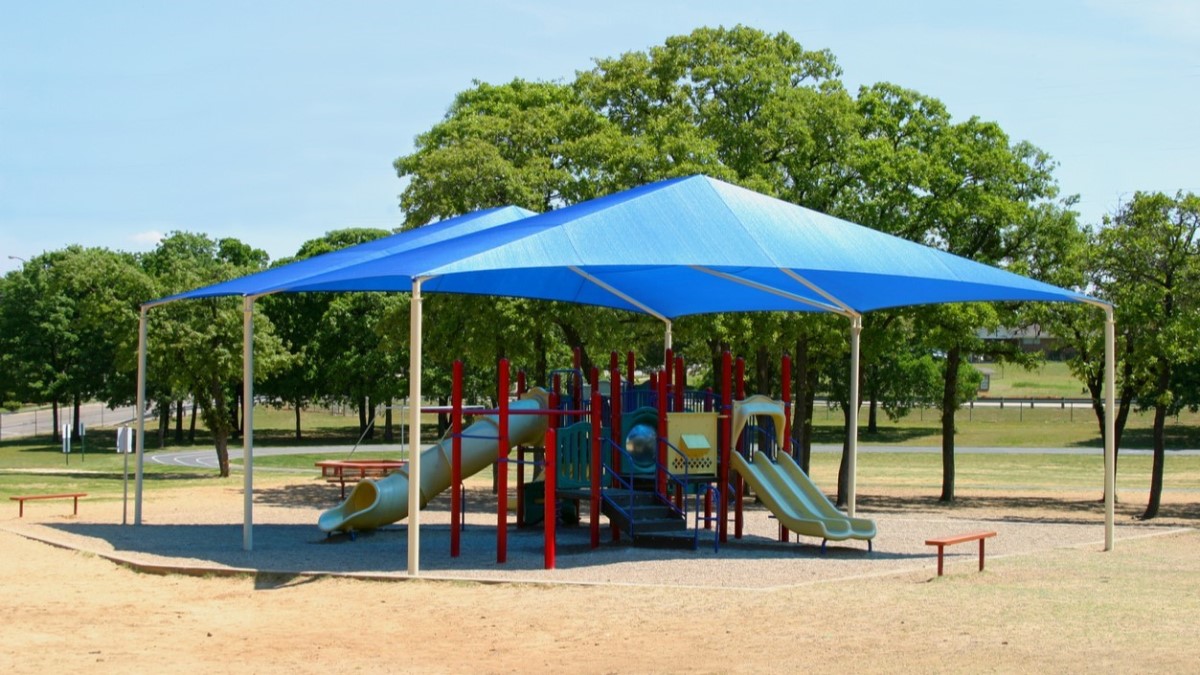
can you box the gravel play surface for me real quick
[5,478,1185,589]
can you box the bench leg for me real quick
[18,501,23,518]
[936,544,945,576]
[979,538,986,571]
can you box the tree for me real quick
[846,81,1073,501]
[0,247,153,440]
[578,25,866,468]
[142,233,285,477]
[1096,191,1200,519]
[260,229,404,440]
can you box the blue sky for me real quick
[2,1,1197,273]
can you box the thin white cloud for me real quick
[129,230,164,247]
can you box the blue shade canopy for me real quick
[154,205,537,304]
[161,175,1095,316]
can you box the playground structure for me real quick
[319,347,876,568]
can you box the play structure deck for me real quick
[317,348,876,569]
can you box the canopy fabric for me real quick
[162,175,1093,316]
[154,205,536,304]
[140,174,1115,569]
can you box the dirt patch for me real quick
[1,476,1196,673]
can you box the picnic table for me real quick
[315,459,407,498]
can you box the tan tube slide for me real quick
[318,389,548,534]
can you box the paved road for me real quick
[149,444,406,470]
[0,403,139,440]
[147,442,1199,470]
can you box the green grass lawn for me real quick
[2,358,1196,503]
[976,360,1088,399]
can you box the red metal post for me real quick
[704,386,714,528]
[656,368,668,497]
[782,353,793,455]
[780,352,792,542]
[674,355,685,412]
[517,445,526,528]
[719,351,732,543]
[734,357,745,539]
[451,360,463,557]
[517,370,527,396]
[609,353,623,543]
[497,359,510,564]
[572,346,583,424]
[590,387,602,548]
[626,351,636,391]
[663,348,674,411]
[544,424,557,570]
[648,371,658,411]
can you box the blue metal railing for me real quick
[599,435,719,551]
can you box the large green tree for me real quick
[395,25,1083,507]
[1096,191,1200,518]
[260,228,406,440]
[0,247,153,440]
[142,233,285,476]
[847,82,1074,501]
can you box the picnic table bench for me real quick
[925,530,997,576]
[10,492,87,518]
[315,460,407,498]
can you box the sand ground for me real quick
[2,475,1197,673]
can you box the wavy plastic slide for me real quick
[729,394,875,546]
[318,390,548,534]
[731,451,876,544]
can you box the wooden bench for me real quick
[10,492,87,518]
[925,530,997,576]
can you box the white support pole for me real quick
[134,305,148,525]
[242,296,255,552]
[664,320,673,364]
[847,313,862,517]
[1104,306,1116,551]
[408,278,424,575]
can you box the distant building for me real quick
[976,325,1074,360]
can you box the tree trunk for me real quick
[72,395,82,441]
[1142,403,1167,519]
[534,331,548,388]
[214,432,231,477]
[437,395,449,437]
[52,400,60,443]
[755,345,772,398]
[358,395,368,433]
[70,393,81,441]
[175,399,184,442]
[555,321,594,377]
[1142,361,1171,519]
[212,386,231,477]
[384,398,394,442]
[294,398,302,441]
[939,346,962,503]
[867,381,879,435]
[158,401,169,448]
[791,334,815,473]
[188,399,197,443]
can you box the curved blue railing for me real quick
[599,435,719,552]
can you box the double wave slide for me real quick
[318,390,549,534]
[729,395,876,549]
